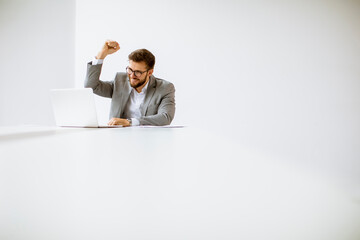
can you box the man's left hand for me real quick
[108,118,131,127]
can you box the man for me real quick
[84,40,175,127]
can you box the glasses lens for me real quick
[134,71,142,77]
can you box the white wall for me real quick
[76,0,360,193]
[0,0,75,126]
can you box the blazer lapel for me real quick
[141,75,156,116]
[120,77,132,116]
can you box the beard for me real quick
[129,72,148,89]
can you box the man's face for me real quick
[127,60,153,89]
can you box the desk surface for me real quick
[0,126,359,240]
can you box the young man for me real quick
[84,40,176,127]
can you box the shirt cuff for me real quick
[92,57,104,65]
[131,118,140,126]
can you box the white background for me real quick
[0,0,75,125]
[0,0,360,201]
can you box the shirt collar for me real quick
[142,80,149,93]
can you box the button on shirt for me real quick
[92,58,144,126]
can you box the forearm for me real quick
[139,112,174,126]
[84,40,119,97]
[84,62,113,98]
[139,99,176,126]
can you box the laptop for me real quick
[50,88,123,128]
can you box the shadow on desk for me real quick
[0,126,91,143]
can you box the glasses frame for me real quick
[126,66,149,78]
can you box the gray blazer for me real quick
[84,62,175,126]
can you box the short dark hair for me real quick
[128,49,155,70]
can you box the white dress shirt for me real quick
[92,58,144,126]
[123,82,148,126]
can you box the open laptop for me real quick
[50,88,123,128]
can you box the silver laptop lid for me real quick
[50,88,100,127]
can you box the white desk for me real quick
[0,126,359,240]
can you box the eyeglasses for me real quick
[126,67,148,78]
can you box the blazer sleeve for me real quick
[84,62,114,98]
[139,83,176,126]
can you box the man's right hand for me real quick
[96,40,120,59]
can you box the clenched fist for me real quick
[96,40,120,59]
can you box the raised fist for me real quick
[96,40,120,59]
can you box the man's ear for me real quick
[148,69,154,77]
